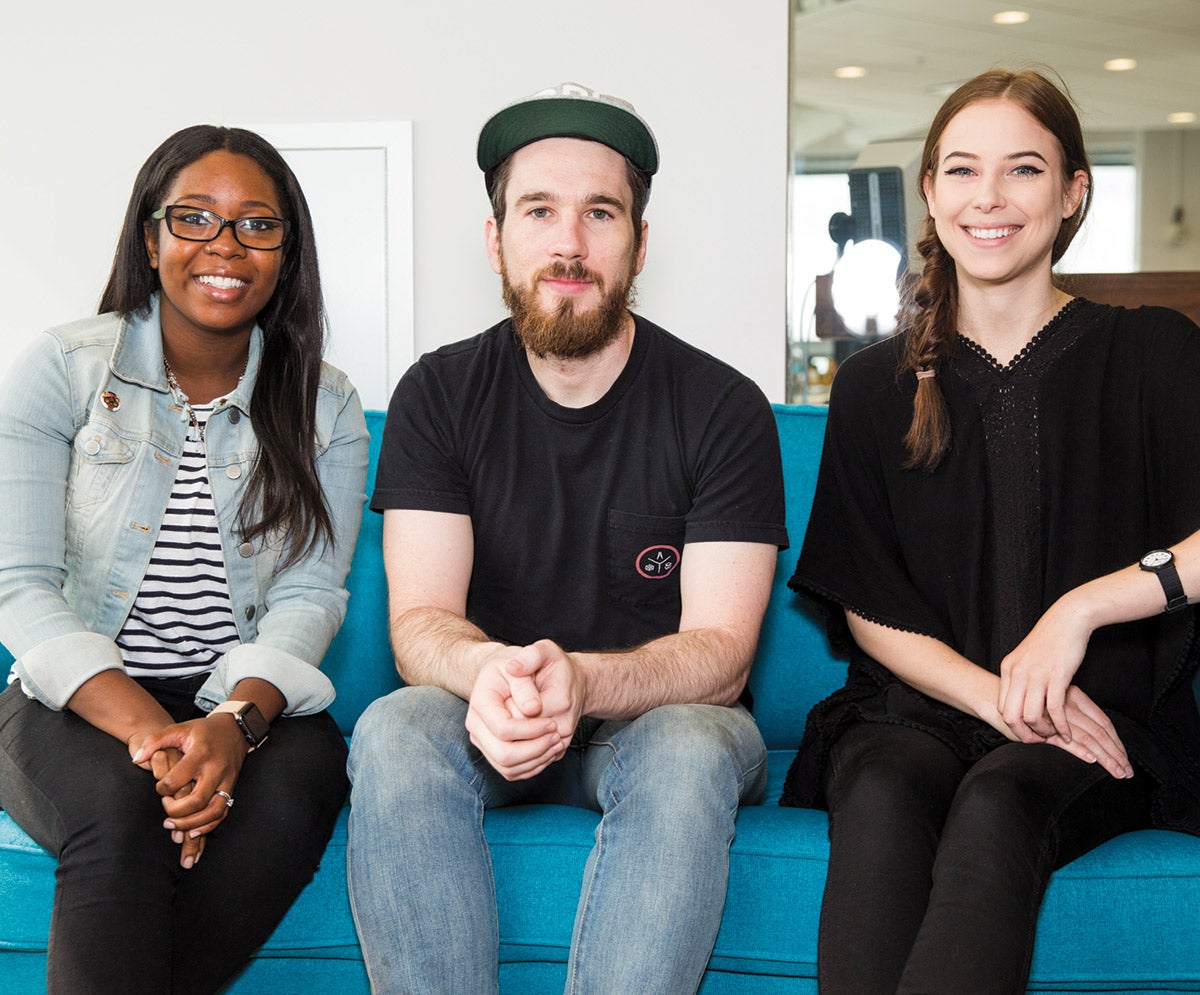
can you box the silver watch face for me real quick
[1142,549,1172,569]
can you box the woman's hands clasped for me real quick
[998,598,1133,780]
[129,715,250,868]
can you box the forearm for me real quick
[847,612,1015,738]
[202,677,286,749]
[390,605,508,698]
[228,677,286,723]
[575,626,752,721]
[65,669,174,746]
[572,541,774,720]
[1054,529,1200,633]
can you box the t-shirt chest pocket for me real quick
[606,509,686,611]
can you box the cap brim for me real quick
[477,97,659,177]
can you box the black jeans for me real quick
[0,677,348,995]
[818,722,1153,995]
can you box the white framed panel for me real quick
[246,122,414,412]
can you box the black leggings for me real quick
[0,677,348,995]
[818,722,1153,995]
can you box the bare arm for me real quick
[383,510,776,779]
[846,614,1012,732]
[382,508,564,777]
[66,669,176,746]
[846,612,1132,778]
[571,540,778,719]
[999,527,1200,742]
[383,508,507,695]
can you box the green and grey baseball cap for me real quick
[477,82,659,194]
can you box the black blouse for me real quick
[781,300,1200,836]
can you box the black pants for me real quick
[818,722,1154,995]
[0,677,348,995]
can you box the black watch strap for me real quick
[1140,550,1189,613]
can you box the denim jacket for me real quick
[0,297,369,714]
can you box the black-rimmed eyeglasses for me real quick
[150,205,290,251]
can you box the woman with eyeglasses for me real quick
[0,126,368,993]
[781,69,1200,993]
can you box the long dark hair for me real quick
[100,125,333,566]
[899,68,1093,471]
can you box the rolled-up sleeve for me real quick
[11,632,125,708]
[195,642,336,715]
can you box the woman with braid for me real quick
[781,68,1200,994]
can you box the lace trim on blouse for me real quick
[956,297,1083,374]
[952,297,1088,662]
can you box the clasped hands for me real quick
[127,715,250,868]
[465,639,586,780]
[997,599,1133,780]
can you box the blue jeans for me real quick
[346,685,767,995]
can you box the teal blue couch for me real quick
[3,405,1200,993]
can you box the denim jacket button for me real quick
[226,464,243,479]
[245,605,256,620]
[238,541,255,558]
[229,409,241,424]
[84,438,101,456]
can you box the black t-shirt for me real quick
[372,314,788,652]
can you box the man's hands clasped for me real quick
[465,639,586,780]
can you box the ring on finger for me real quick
[216,790,234,809]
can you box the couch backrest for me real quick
[0,406,845,746]
[323,410,400,733]
[748,405,847,749]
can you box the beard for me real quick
[502,256,638,360]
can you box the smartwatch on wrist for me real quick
[210,700,270,750]
[1139,549,1189,614]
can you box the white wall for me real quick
[0,1,789,403]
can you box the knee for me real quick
[246,714,348,819]
[351,687,462,757]
[827,731,960,829]
[604,704,765,803]
[348,686,469,795]
[944,761,1041,847]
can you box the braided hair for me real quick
[899,68,1093,470]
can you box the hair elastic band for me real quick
[915,368,936,381]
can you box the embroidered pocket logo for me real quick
[636,545,680,580]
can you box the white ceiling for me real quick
[791,0,1200,156]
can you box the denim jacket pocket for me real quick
[69,424,138,511]
[606,509,686,612]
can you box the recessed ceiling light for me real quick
[993,10,1030,25]
[1168,111,1197,124]
[1105,58,1138,71]
[834,66,867,79]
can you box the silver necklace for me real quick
[163,357,246,444]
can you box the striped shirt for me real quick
[118,403,241,677]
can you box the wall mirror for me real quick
[787,0,1200,402]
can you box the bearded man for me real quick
[347,83,788,995]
